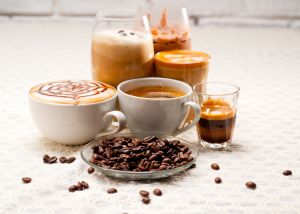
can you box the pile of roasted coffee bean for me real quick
[89,136,194,171]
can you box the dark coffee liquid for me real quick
[197,116,236,143]
[126,86,185,99]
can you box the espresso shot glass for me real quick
[193,82,240,149]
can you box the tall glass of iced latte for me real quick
[91,10,154,87]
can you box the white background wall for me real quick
[0,0,300,28]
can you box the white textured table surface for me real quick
[0,22,300,214]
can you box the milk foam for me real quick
[93,30,151,46]
[30,80,116,105]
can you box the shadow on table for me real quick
[92,167,196,185]
[36,136,83,154]
[197,142,245,153]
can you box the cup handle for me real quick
[173,101,200,136]
[94,110,127,140]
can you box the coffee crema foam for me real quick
[30,80,116,105]
[125,86,185,99]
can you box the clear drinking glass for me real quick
[91,9,154,87]
[193,82,240,149]
[139,0,191,53]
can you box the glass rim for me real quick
[95,9,138,21]
[193,81,240,96]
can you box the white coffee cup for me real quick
[29,82,126,145]
[117,77,200,136]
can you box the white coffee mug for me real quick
[117,77,200,136]
[29,91,126,145]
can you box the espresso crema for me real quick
[30,80,116,105]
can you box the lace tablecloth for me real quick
[0,22,300,214]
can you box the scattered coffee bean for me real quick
[43,154,50,163]
[283,170,292,176]
[139,190,149,197]
[22,177,32,183]
[59,156,68,163]
[215,177,222,184]
[107,188,117,194]
[118,30,125,33]
[245,181,256,189]
[48,156,57,164]
[211,163,220,170]
[69,185,78,192]
[153,189,162,196]
[68,181,89,192]
[67,157,76,163]
[121,33,127,36]
[80,181,89,189]
[189,163,196,169]
[129,32,135,35]
[142,197,151,204]
[89,136,194,172]
[87,167,95,174]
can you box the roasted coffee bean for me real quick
[173,157,180,163]
[245,181,256,189]
[144,136,158,142]
[149,154,157,161]
[142,197,151,204]
[107,188,117,194]
[215,177,222,184]
[182,146,189,153]
[179,152,186,160]
[69,185,78,192]
[139,190,150,197]
[162,158,171,163]
[89,136,194,172]
[283,170,292,176]
[22,177,32,183]
[187,156,194,162]
[159,165,167,170]
[88,167,95,174]
[43,154,50,163]
[153,189,162,196]
[59,156,68,163]
[118,30,125,33]
[48,156,57,164]
[80,181,89,189]
[211,163,220,170]
[67,157,76,163]
[77,182,84,190]
[92,154,100,160]
[189,163,196,169]
[129,32,135,35]
[138,165,145,171]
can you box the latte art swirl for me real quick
[30,80,116,105]
[38,81,107,99]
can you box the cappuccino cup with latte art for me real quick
[29,80,126,145]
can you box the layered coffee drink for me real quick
[126,85,185,99]
[30,80,116,105]
[92,30,154,87]
[151,9,191,53]
[196,98,236,144]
